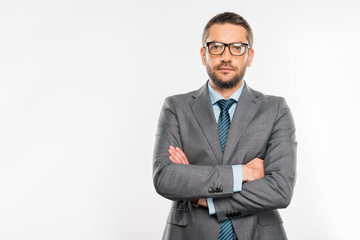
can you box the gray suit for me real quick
[153,80,297,240]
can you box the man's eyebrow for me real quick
[207,41,248,44]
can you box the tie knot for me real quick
[217,99,236,111]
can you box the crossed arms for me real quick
[168,145,265,208]
[153,96,297,221]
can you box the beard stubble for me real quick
[206,62,247,89]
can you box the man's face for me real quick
[201,23,254,89]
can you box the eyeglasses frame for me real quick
[204,41,249,56]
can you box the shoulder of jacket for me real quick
[247,85,285,104]
[164,89,198,105]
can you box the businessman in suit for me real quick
[153,12,297,240]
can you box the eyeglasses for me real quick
[205,41,249,56]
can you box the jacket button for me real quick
[226,214,230,218]
[208,188,215,193]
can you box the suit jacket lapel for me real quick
[189,81,223,164]
[222,83,262,165]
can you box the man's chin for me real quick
[214,74,233,83]
[215,76,239,85]
[211,78,241,89]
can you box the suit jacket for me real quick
[153,80,297,240]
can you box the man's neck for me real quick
[209,79,244,99]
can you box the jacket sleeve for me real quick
[212,97,297,221]
[152,97,235,201]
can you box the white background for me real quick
[1,0,360,239]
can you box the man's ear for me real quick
[246,48,254,67]
[200,47,206,65]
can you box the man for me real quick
[153,12,297,240]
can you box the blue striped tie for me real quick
[217,99,237,240]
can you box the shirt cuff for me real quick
[232,165,243,192]
[207,198,216,215]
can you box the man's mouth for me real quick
[218,67,234,72]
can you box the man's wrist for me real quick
[198,198,208,208]
[242,165,248,182]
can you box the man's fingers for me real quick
[169,155,183,164]
[247,157,264,166]
[168,150,182,163]
[168,146,186,164]
[175,147,189,164]
[171,148,186,164]
[168,147,183,164]
[169,154,181,164]
[252,157,263,162]
[168,145,189,164]
[175,147,185,156]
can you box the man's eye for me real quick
[211,45,221,50]
[233,45,244,50]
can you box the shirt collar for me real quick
[208,80,245,105]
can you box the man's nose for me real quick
[220,46,232,62]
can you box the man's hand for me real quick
[168,145,189,165]
[242,158,264,182]
[198,198,208,207]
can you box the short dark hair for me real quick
[202,12,253,48]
